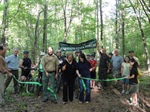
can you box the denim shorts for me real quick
[122,78,129,84]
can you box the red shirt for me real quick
[89,59,97,71]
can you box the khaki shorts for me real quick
[129,84,139,93]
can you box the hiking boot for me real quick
[51,100,57,104]
[42,98,48,102]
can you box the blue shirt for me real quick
[5,54,18,70]
[112,55,123,71]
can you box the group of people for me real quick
[0,44,140,107]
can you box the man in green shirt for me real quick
[0,46,12,107]
[42,47,59,104]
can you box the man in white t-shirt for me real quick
[129,50,140,66]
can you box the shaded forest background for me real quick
[0,0,150,69]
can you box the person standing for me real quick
[4,48,19,93]
[35,52,45,96]
[42,47,59,104]
[127,59,139,105]
[121,56,130,94]
[19,50,33,91]
[89,54,97,89]
[128,50,140,66]
[76,53,92,103]
[56,49,65,93]
[112,49,123,86]
[0,46,12,107]
[108,52,113,73]
[35,52,45,79]
[86,54,91,61]
[97,45,110,89]
[61,53,76,104]
[1,46,7,58]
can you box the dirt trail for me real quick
[1,75,150,112]
[0,87,141,112]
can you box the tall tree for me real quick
[62,0,73,42]
[31,11,42,63]
[1,0,8,44]
[43,0,48,52]
[121,0,125,56]
[138,0,150,23]
[115,0,119,49]
[129,0,150,71]
[99,0,103,41]
[96,0,99,40]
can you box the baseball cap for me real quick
[40,52,45,56]
[56,49,61,53]
[91,54,95,57]
[109,52,113,55]
[129,50,134,53]
[23,50,29,54]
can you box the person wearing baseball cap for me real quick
[18,50,33,91]
[34,51,45,96]
[23,50,29,54]
[128,50,140,66]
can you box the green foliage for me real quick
[0,0,150,67]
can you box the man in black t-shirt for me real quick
[19,50,33,81]
[97,45,110,89]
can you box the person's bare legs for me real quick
[126,84,130,91]
[132,93,137,103]
[93,80,95,88]
[122,84,125,93]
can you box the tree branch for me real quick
[8,0,22,23]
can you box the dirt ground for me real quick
[0,72,150,112]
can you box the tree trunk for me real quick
[96,0,99,40]
[99,0,103,41]
[129,0,150,71]
[31,11,41,64]
[1,0,8,44]
[138,0,150,23]
[121,0,125,56]
[141,0,150,12]
[43,0,48,52]
[63,0,67,42]
[115,0,119,49]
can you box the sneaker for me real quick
[125,91,129,94]
[79,101,83,104]
[133,103,139,106]
[85,101,89,104]
[129,97,132,103]
[98,86,101,90]
[63,102,66,105]
[121,90,125,94]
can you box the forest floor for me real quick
[0,71,150,112]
